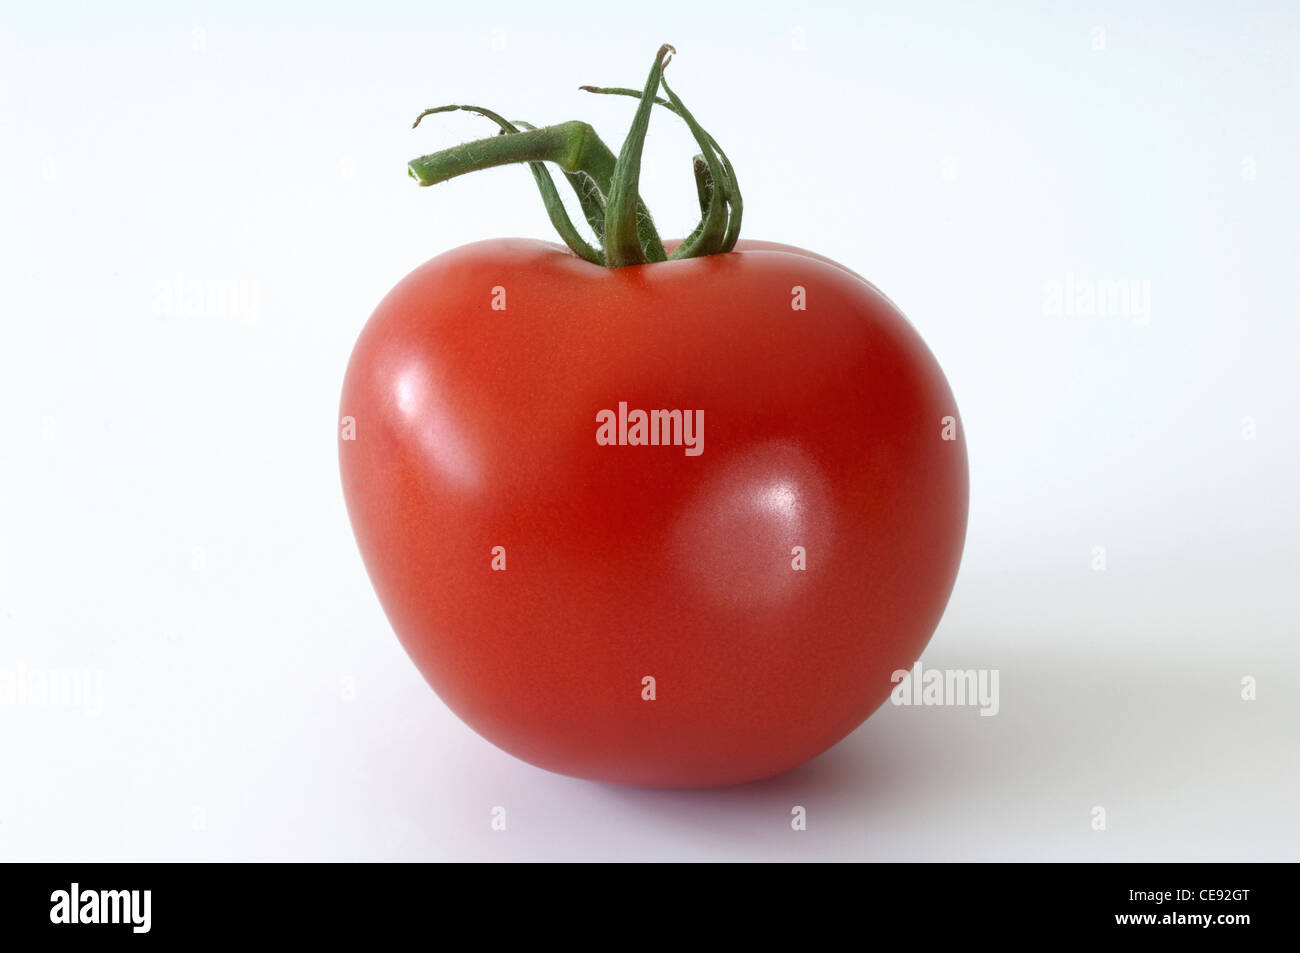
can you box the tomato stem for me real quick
[602,45,673,267]
[414,106,605,264]
[405,45,740,267]
[578,84,742,254]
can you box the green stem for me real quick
[676,155,713,252]
[413,105,604,265]
[603,45,674,267]
[513,119,607,244]
[579,84,743,253]
[658,73,727,259]
[409,121,596,186]
[692,154,712,217]
[576,137,666,263]
[403,45,739,267]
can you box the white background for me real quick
[2,0,1297,860]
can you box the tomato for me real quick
[339,236,968,787]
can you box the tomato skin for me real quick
[340,238,967,787]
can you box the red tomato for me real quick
[340,237,967,787]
